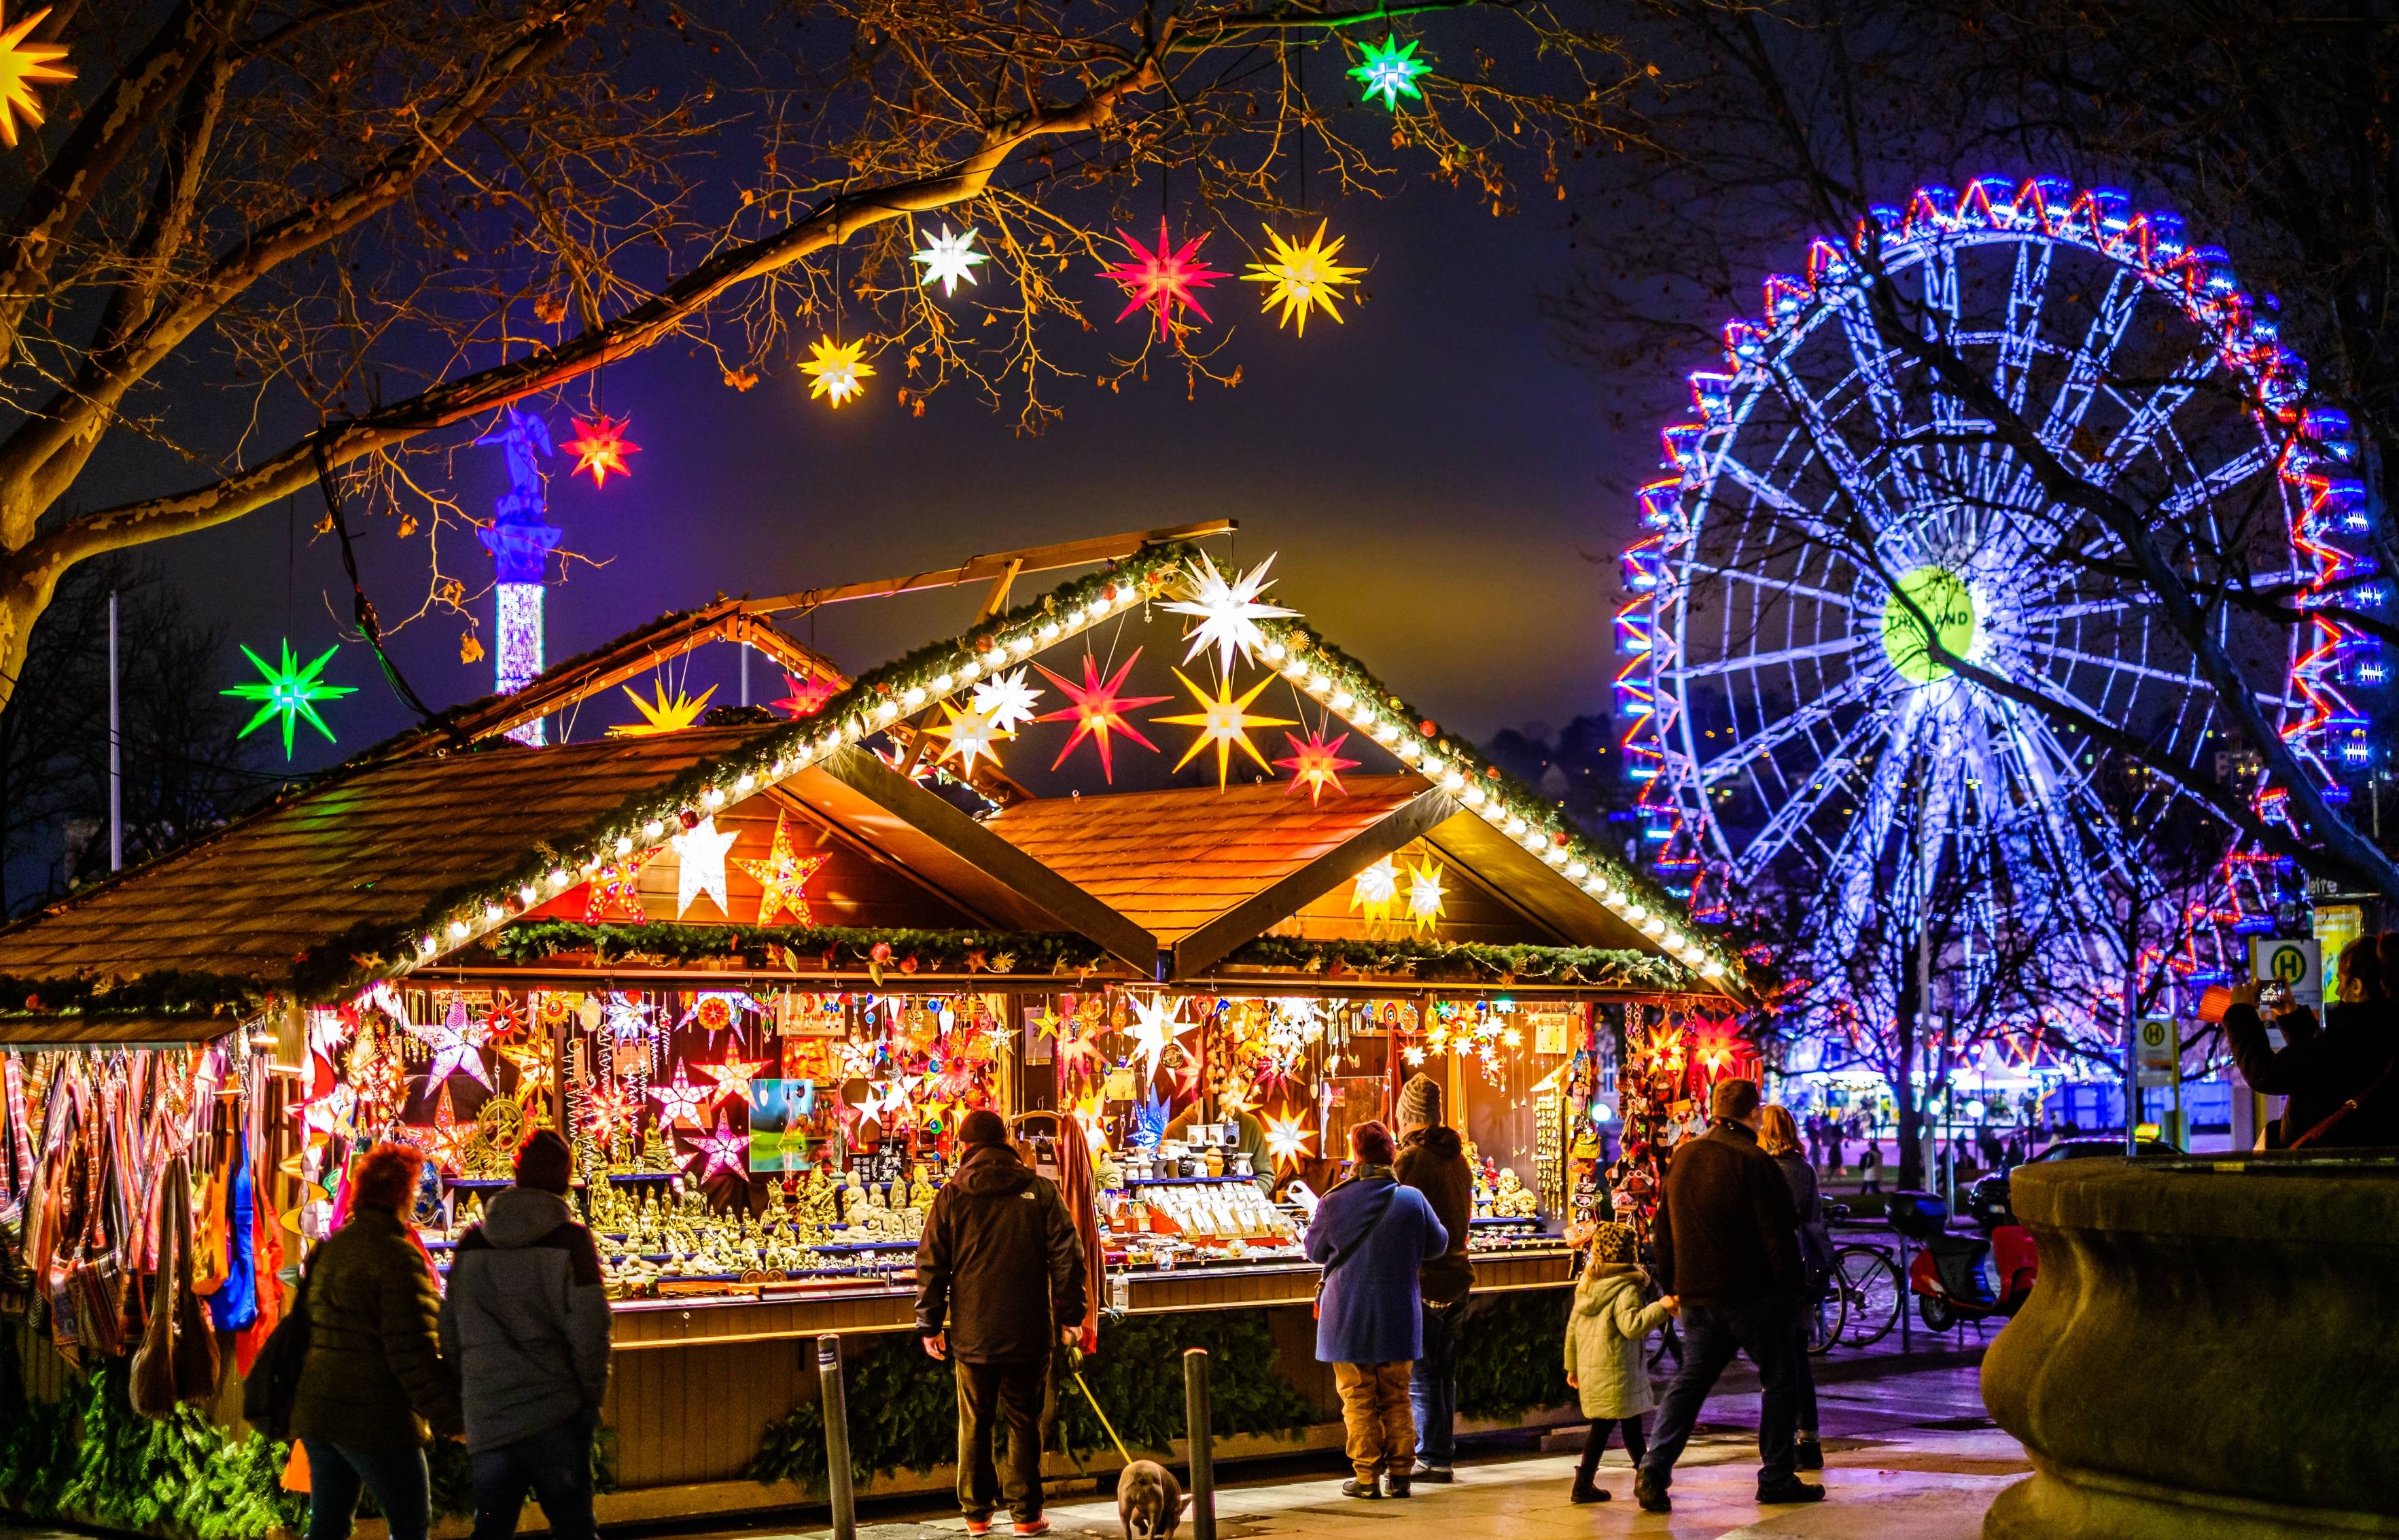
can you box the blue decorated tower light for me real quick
[475,408,562,744]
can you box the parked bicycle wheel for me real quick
[1835,1244,1902,1348]
[1806,1287,1844,1354]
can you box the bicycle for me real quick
[1829,1240,1903,1347]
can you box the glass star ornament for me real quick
[736,811,830,926]
[413,999,495,1091]
[1243,221,1366,336]
[969,667,1045,733]
[668,816,739,918]
[563,413,640,488]
[911,224,987,297]
[0,4,72,147]
[684,1110,749,1182]
[1351,856,1400,924]
[223,640,356,759]
[608,680,716,736]
[1350,34,1433,111]
[1263,1110,1316,1171]
[648,1063,713,1127]
[932,699,1008,775]
[582,847,661,922]
[1100,218,1229,340]
[1157,668,1299,790]
[1406,857,1448,934]
[1276,729,1361,805]
[803,335,875,406]
[1034,648,1169,781]
[1160,551,1299,676]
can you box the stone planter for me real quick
[1982,1153,2399,1539]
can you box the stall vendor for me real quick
[1165,1075,1274,1192]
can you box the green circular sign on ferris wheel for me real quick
[1881,565,1980,684]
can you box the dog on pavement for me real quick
[1116,1458,1187,1540]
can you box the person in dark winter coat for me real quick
[1757,1106,1827,1473]
[916,1108,1087,1537]
[2225,940,2399,1148]
[1632,1080,1819,1516]
[1305,1120,1448,1501]
[294,1144,462,1540]
[1393,1074,1472,1484]
[440,1130,613,1540]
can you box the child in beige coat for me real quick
[1562,1221,1677,1503]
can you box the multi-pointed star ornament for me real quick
[223,641,356,759]
[1034,649,1168,781]
[610,680,716,737]
[1100,218,1229,340]
[1263,1109,1316,1171]
[1276,729,1361,805]
[1243,222,1367,336]
[426,1085,476,1172]
[1351,856,1400,925]
[1126,994,1180,1083]
[1349,34,1433,110]
[1157,668,1298,790]
[581,1081,636,1151]
[562,413,640,488]
[737,810,830,925]
[932,699,1008,775]
[698,1054,771,1108]
[669,816,740,918]
[803,335,874,406]
[648,1063,713,1127]
[582,845,661,922]
[415,999,495,1090]
[911,224,987,297]
[495,1038,556,1100]
[1406,857,1448,934]
[771,669,838,718]
[0,4,73,147]
[1160,552,1299,676]
[684,1110,749,1182]
[969,667,1045,733]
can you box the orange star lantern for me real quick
[736,810,830,926]
[1274,729,1361,805]
[0,5,73,148]
[1034,648,1169,782]
[1156,668,1297,790]
[562,413,640,488]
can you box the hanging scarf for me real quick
[3,1053,32,1203]
[207,1115,258,1332]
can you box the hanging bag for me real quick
[241,1243,317,1443]
[130,1159,181,1418]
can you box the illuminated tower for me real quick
[474,408,561,745]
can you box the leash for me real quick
[1066,1346,1134,1465]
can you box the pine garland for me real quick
[1216,936,1693,990]
[1454,1291,1575,1420]
[486,921,1113,979]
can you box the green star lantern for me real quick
[1348,35,1432,111]
[224,640,356,758]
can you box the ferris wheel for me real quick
[1616,175,2381,1045]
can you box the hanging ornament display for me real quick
[1350,34,1433,111]
[426,1084,476,1172]
[771,669,838,718]
[802,336,875,406]
[609,680,716,737]
[1160,552,1298,676]
[648,1062,713,1127]
[697,1054,771,1107]
[223,640,357,759]
[683,1110,748,1181]
[1100,218,1229,340]
[968,667,1045,733]
[668,816,739,918]
[1126,994,1180,1083]
[582,845,661,923]
[413,999,495,1091]
[931,699,1008,775]
[1275,729,1361,805]
[1034,650,1168,780]
[495,1038,556,1099]
[0,3,71,147]
[562,414,640,488]
[911,224,987,297]
[1243,221,1366,336]
[735,810,830,926]
[1406,857,1448,934]
[1156,668,1297,790]
[1350,856,1400,924]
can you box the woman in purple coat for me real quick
[1305,1120,1450,1501]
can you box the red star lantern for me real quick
[1034,648,1170,782]
[1100,219,1229,340]
[771,669,838,718]
[563,413,640,488]
[1274,729,1361,805]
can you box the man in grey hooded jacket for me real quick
[440,1129,612,1540]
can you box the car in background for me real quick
[1962,1135,2181,1227]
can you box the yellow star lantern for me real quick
[1350,856,1399,925]
[1406,857,1447,935]
[736,810,831,926]
[932,699,1007,775]
[803,335,874,406]
[1156,668,1297,790]
[1243,221,1365,336]
[1263,1110,1316,1171]
[0,5,73,149]
[608,680,716,736]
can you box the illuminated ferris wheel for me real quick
[1615,175,2381,1045]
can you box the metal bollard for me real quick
[818,1335,856,1540]
[1183,1348,1215,1540]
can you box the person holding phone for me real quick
[2224,937,2398,1149]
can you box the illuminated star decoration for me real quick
[699,1055,771,1108]
[1263,1110,1316,1171]
[1160,552,1299,676]
[1243,222,1366,336]
[562,413,640,488]
[1100,218,1229,340]
[582,846,661,922]
[669,816,740,918]
[1351,856,1400,924]
[1349,34,1433,111]
[1406,857,1447,934]
[684,1111,749,1182]
[582,1081,635,1151]
[737,810,831,925]
[911,224,987,297]
[426,1085,475,1172]
[771,669,839,718]
[970,667,1045,732]
[1276,729,1361,805]
[609,680,716,737]
[0,4,72,147]
[648,1064,712,1127]
[803,336,874,406]
[1157,668,1299,790]
[223,641,356,759]
[414,1000,494,1091]
[1034,650,1168,781]
[495,1039,556,1100]
[1127,994,1180,1083]
[932,699,1008,775]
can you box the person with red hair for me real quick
[292,1143,461,1540]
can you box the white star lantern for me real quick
[970,667,1045,733]
[1161,552,1299,676]
[415,998,495,1090]
[1127,992,1183,1083]
[912,225,987,297]
[669,816,739,918]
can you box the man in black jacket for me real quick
[916,1109,1087,1538]
[1632,1079,1821,1514]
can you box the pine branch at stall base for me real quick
[1454,1292,1573,1422]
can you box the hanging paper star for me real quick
[0,4,71,148]
[1100,218,1229,340]
[931,699,1007,775]
[223,641,356,759]
[1243,221,1366,336]
[601,992,652,1038]
[803,336,874,406]
[771,669,838,718]
[1126,994,1180,1083]
[1034,649,1169,782]
[582,1081,635,1150]
[683,1110,749,1182]
[648,1063,712,1127]
[426,1085,476,1172]
[582,846,661,922]
[414,999,495,1090]
[610,680,716,737]
[1406,857,1447,934]
[737,811,830,926]
[1263,1109,1316,1171]
[669,816,740,918]
[1160,552,1299,676]
[1276,729,1361,805]
[495,1039,556,1100]
[1030,1004,1064,1042]
[562,413,640,488]
[1349,34,1433,111]
[699,1055,771,1108]
[912,224,987,297]
[970,667,1045,733]
[676,990,767,1030]
[1156,668,1299,790]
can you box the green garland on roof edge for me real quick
[1217,936,1692,991]
[0,969,267,1021]
[486,922,1113,977]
